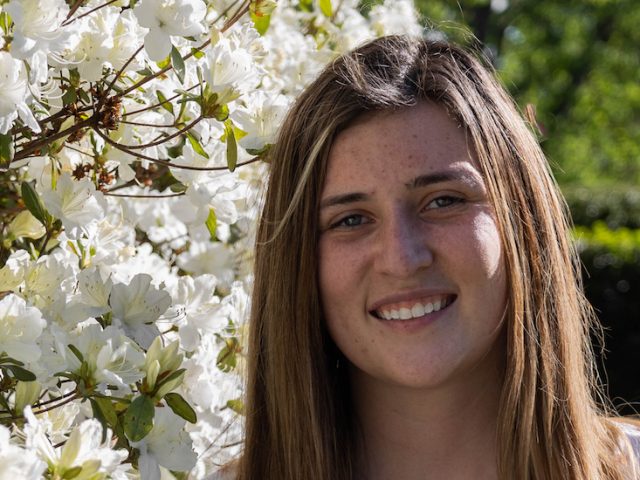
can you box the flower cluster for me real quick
[0,0,420,477]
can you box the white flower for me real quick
[7,210,46,240]
[65,8,144,82]
[0,249,30,292]
[5,0,71,82]
[168,274,220,350]
[369,0,423,37]
[132,407,197,479]
[5,0,69,58]
[232,91,290,151]
[177,242,236,288]
[68,324,146,392]
[24,407,128,478]
[0,294,46,364]
[41,173,107,231]
[0,424,46,480]
[203,37,261,103]
[134,0,206,61]
[110,273,172,348]
[77,267,113,316]
[0,52,41,134]
[23,254,73,309]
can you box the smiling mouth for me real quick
[371,294,457,320]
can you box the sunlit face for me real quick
[318,102,508,391]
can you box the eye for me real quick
[425,195,465,210]
[329,214,369,229]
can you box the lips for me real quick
[371,294,456,320]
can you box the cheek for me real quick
[317,239,363,308]
[471,212,505,281]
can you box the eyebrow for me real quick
[319,169,483,210]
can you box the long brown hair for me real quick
[239,35,636,479]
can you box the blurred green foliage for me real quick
[413,0,640,187]
[565,185,640,229]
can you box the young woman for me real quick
[237,35,640,479]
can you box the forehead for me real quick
[324,102,480,190]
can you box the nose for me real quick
[374,210,433,277]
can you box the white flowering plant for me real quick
[0,0,420,477]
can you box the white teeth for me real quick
[377,296,452,321]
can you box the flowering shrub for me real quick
[0,0,420,477]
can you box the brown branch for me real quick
[62,0,119,26]
[13,117,95,161]
[104,191,186,198]
[105,45,144,96]
[94,127,261,171]
[117,116,202,150]
[122,84,199,117]
[64,144,95,158]
[120,120,176,128]
[63,0,85,22]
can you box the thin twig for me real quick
[95,127,261,171]
[63,0,85,22]
[105,45,144,96]
[32,393,79,415]
[122,84,199,117]
[120,120,176,128]
[64,144,95,158]
[117,116,202,150]
[62,0,119,26]
[104,191,186,198]
[33,391,77,409]
[14,117,95,161]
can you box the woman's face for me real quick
[318,102,508,391]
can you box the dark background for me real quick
[376,0,640,413]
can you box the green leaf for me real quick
[164,392,197,423]
[156,90,174,116]
[62,87,77,106]
[0,133,13,171]
[190,47,205,59]
[77,89,90,104]
[68,344,84,363]
[21,181,51,227]
[93,396,118,427]
[205,208,217,241]
[124,395,155,442]
[170,46,186,84]
[136,67,155,76]
[0,11,12,36]
[157,56,170,69]
[298,0,313,12]
[186,131,209,158]
[250,12,271,35]
[69,68,81,88]
[4,364,37,381]
[225,398,245,414]
[0,357,24,366]
[216,337,239,373]
[62,466,83,479]
[225,122,237,172]
[318,0,332,17]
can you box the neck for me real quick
[351,350,504,480]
